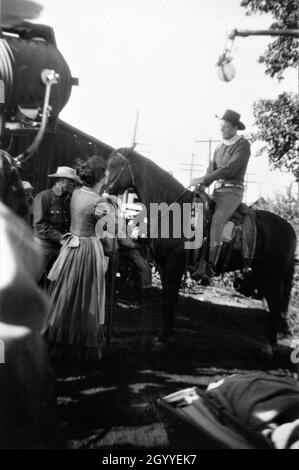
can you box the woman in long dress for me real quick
[42,156,110,361]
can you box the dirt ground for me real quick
[53,283,298,449]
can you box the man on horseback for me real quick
[191,109,251,284]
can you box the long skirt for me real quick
[42,237,106,361]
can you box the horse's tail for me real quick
[281,229,297,315]
[281,260,295,315]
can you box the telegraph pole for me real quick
[131,109,140,149]
[179,153,204,184]
[190,152,194,181]
[193,138,221,166]
[193,138,221,192]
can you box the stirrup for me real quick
[199,263,215,286]
[190,261,215,284]
[189,259,207,281]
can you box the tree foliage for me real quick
[240,1,299,181]
[252,92,299,180]
[240,0,299,79]
[252,185,299,221]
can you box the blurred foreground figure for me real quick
[0,202,63,448]
[161,373,299,449]
[1,0,43,28]
[206,374,299,449]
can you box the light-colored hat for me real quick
[22,181,34,190]
[48,166,80,182]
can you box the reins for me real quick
[108,152,136,191]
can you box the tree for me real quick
[240,0,299,80]
[252,92,299,181]
[240,1,299,183]
[252,184,299,222]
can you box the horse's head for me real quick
[107,147,135,195]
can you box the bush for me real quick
[251,185,299,223]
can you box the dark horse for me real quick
[107,148,297,349]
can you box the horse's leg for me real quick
[155,256,184,346]
[264,278,284,346]
[263,261,295,344]
[281,263,295,326]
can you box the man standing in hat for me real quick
[33,166,80,287]
[191,109,251,284]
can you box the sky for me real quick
[35,0,297,202]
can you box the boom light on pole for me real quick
[216,28,299,82]
[216,33,236,82]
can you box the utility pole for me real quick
[190,152,194,181]
[131,109,140,149]
[193,138,221,166]
[193,138,221,193]
[179,153,204,181]
[179,155,204,185]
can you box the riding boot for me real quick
[242,257,253,273]
[197,242,223,286]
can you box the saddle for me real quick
[222,202,257,262]
[190,192,257,273]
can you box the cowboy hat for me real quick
[48,166,80,182]
[216,109,245,130]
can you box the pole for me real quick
[229,29,299,39]
[131,109,140,149]
[105,235,118,355]
[190,153,195,182]
[193,139,220,194]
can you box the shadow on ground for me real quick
[53,289,296,449]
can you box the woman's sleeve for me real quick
[94,200,114,219]
[94,200,117,242]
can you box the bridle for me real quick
[107,148,204,221]
[108,150,136,191]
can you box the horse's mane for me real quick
[127,149,193,205]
